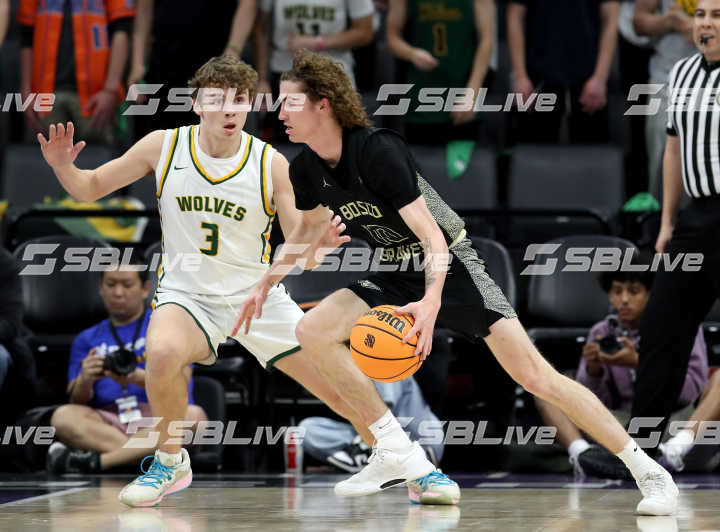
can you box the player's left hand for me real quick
[394,297,441,360]
[579,75,606,115]
[597,337,638,368]
[233,280,272,336]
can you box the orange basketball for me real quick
[350,305,421,382]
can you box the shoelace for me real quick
[416,471,454,490]
[135,456,176,488]
[367,446,386,466]
[639,472,667,498]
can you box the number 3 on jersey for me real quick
[200,222,219,256]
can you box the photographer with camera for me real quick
[47,254,206,474]
[534,249,708,478]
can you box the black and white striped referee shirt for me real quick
[667,53,720,198]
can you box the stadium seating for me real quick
[409,144,498,211]
[525,234,638,370]
[13,235,110,403]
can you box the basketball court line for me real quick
[0,487,89,507]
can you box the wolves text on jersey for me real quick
[175,195,247,222]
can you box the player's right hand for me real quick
[81,348,105,382]
[233,281,271,336]
[37,122,86,169]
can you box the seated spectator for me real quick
[301,377,444,472]
[47,254,206,474]
[386,0,496,145]
[17,0,135,144]
[534,251,708,477]
[659,369,720,472]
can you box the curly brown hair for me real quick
[281,50,372,128]
[188,55,259,100]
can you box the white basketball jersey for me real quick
[154,125,277,295]
[261,0,374,86]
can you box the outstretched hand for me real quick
[37,122,86,169]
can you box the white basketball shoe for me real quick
[407,470,461,505]
[334,441,435,497]
[635,466,679,516]
[119,449,192,507]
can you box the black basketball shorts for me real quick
[346,238,517,341]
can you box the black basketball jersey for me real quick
[289,127,466,275]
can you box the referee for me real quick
[632,0,720,455]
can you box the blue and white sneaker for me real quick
[407,470,460,505]
[118,449,192,507]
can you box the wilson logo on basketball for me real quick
[366,309,406,334]
[364,334,375,348]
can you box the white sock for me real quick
[157,450,183,467]
[664,429,695,457]
[369,409,412,452]
[616,439,657,480]
[568,438,591,461]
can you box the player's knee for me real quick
[145,340,186,382]
[295,313,326,349]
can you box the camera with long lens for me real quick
[103,349,137,376]
[598,335,622,355]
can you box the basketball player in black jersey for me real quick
[234,50,678,514]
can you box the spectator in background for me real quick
[129,0,257,138]
[18,0,135,144]
[0,0,8,47]
[47,257,206,474]
[386,0,496,144]
[254,0,375,142]
[534,252,708,478]
[633,0,696,200]
[0,246,32,427]
[659,369,720,472]
[507,0,620,144]
[618,0,654,198]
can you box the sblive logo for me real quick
[18,245,202,275]
[519,245,704,276]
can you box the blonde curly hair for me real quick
[281,50,372,128]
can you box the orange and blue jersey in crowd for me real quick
[18,0,136,116]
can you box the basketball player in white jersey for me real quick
[36,55,435,507]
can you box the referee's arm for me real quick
[657,135,684,253]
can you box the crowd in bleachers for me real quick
[0,0,719,476]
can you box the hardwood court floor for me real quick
[0,473,719,531]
